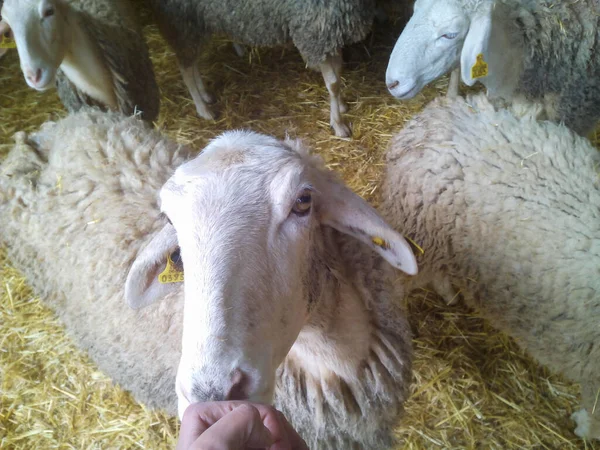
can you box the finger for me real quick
[278,411,309,450]
[193,404,274,450]
[176,402,239,450]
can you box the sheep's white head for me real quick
[386,0,496,98]
[125,131,417,418]
[1,0,67,90]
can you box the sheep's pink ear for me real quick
[317,178,418,276]
[460,5,493,86]
[125,223,182,310]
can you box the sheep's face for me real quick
[1,0,66,90]
[164,132,322,416]
[386,0,475,99]
[125,131,417,418]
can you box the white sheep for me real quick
[147,0,377,137]
[385,0,600,135]
[0,0,160,122]
[382,93,600,440]
[0,109,418,449]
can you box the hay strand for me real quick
[0,4,598,448]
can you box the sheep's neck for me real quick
[287,229,399,382]
[60,10,118,109]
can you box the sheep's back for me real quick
[0,109,189,413]
[383,94,600,379]
[151,0,375,66]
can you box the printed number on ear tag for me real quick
[158,252,184,284]
[0,33,16,49]
[471,53,489,79]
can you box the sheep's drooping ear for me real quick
[317,178,418,276]
[125,222,182,310]
[460,6,493,86]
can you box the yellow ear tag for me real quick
[158,251,184,284]
[371,236,390,250]
[0,33,16,49]
[471,53,489,79]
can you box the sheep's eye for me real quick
[442,32,458,40]
[292,190,312,216]
[43,7,55,18]
[170,248,183,270]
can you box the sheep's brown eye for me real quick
[43,7,55,18]
[292,190,312,216]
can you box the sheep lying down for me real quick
[383,93,600,441]
[0,110,417,450]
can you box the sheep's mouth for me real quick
[393,84,420,100]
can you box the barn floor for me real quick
[1,4,598,449]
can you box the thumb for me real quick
[193,404,274,449]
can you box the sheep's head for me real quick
[386,0,496,98]
[124,131,417,418]
[1,0,67,90]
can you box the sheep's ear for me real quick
[125,222,182,310]
[460,6,493,86]
[317,178,418,276]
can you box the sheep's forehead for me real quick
[161,133,311,216]
[2,0,40,16]
[414,0,483,19]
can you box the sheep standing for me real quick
[0,109,418,449]
[1,0,160,122]
[386,0,600,135]
[147,0,376,137]
[382,93,600,440]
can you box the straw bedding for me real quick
[0,3,598,449]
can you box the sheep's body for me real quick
[0,110,412,449]
[386,0,600,135]
[59,0,160,121]
[2,0,160,122]
[382,93,600,440]
[151,0,374,68]
[495,0,600,135]
[149,0,375,136]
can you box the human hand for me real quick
[176,401,309,450]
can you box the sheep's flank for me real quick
[0,1,599,449]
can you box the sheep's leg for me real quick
[572,382,600,439]
[232,43,246,57]
[447,67,460,98]
[331,53,348,114]
[319,52,351,137]
[180,62,216,120]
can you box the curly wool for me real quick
[0,109,412,449]
[471,0,600,135]
[382,93,600,438]
[150,0,375,67]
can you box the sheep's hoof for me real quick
[202,92,216,105]
[196,105,216,121]
[332,121,351,138]
[233,43,247,57]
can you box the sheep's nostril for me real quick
[387,80,400,90]
[35,69,42,83]
[225,368,249,401]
